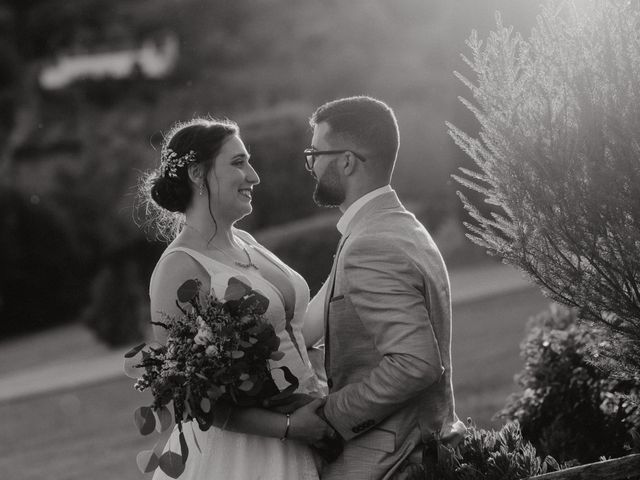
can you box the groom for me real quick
[300,96,465,479]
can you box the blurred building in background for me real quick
[39,34,179,90]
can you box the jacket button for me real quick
[327,378,333,389]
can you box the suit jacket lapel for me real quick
[323,233,349,377]
[322,190,403,378]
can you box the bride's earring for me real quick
[199,183,205,196]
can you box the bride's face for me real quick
[207,135,260,223]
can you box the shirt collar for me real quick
[336,185,393,235]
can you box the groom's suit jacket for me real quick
[322,190,464,479]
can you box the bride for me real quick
[142,117,331,479]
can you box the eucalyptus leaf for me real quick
[155,406,173,433]
[124,343,146,359]
[227,275,252,292]
[145,341,164,353]
[267,366,299,402]
[158,451,186,479]
[136,450,159,474]
[123,348,145,379]
[134,406,156,436]
[224,277,251,301]
[177,279,201,303]
[239,380,254,391]
[280,365,299,388]
[231,350,245,359]
[240,291,270,314]
[153,429,174,457]
[270,351,285,361]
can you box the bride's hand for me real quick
[288,398,335,444]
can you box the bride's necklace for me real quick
[211,243,259,270]
[184,224,259,270]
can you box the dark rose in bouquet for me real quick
[124,277,298,478]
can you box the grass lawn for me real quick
[452,287,549,429]
[0,287,549,480]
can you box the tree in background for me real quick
[0,188,86,336]
[1,0,542,342]
[448,0,640,383]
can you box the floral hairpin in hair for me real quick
[160,148,198,178]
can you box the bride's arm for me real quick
[303,279,328,348]
[149,252,210,345]
[210,402,287,438]
[212,400,330,443]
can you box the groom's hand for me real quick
[288,398,335,444]
[263,393,317,414]
[311,404,344,463]
[311,434,344,464]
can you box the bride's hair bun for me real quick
[145,117,239,215]
[150,173,192,213]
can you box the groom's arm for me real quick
[323,234,445,441]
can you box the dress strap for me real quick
[149,247,221,297]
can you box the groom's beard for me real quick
[313,160,345,207]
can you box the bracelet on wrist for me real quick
[280,413,291,441]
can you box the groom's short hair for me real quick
[310,96,400,176]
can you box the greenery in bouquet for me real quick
[124,276,298,478]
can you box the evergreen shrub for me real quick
[0,188,85,337]
[81,239,164,346]
[433,420,560,480]
[499,304,640,464]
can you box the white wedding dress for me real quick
[150,232,322,480]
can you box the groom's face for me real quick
[311,122,346,207]
[314,158,344,207]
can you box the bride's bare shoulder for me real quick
[151,249,208,300]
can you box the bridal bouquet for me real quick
[125,276,298,478]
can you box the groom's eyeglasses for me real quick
[303,148,367,172]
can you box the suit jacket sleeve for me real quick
[323,234,445,441]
